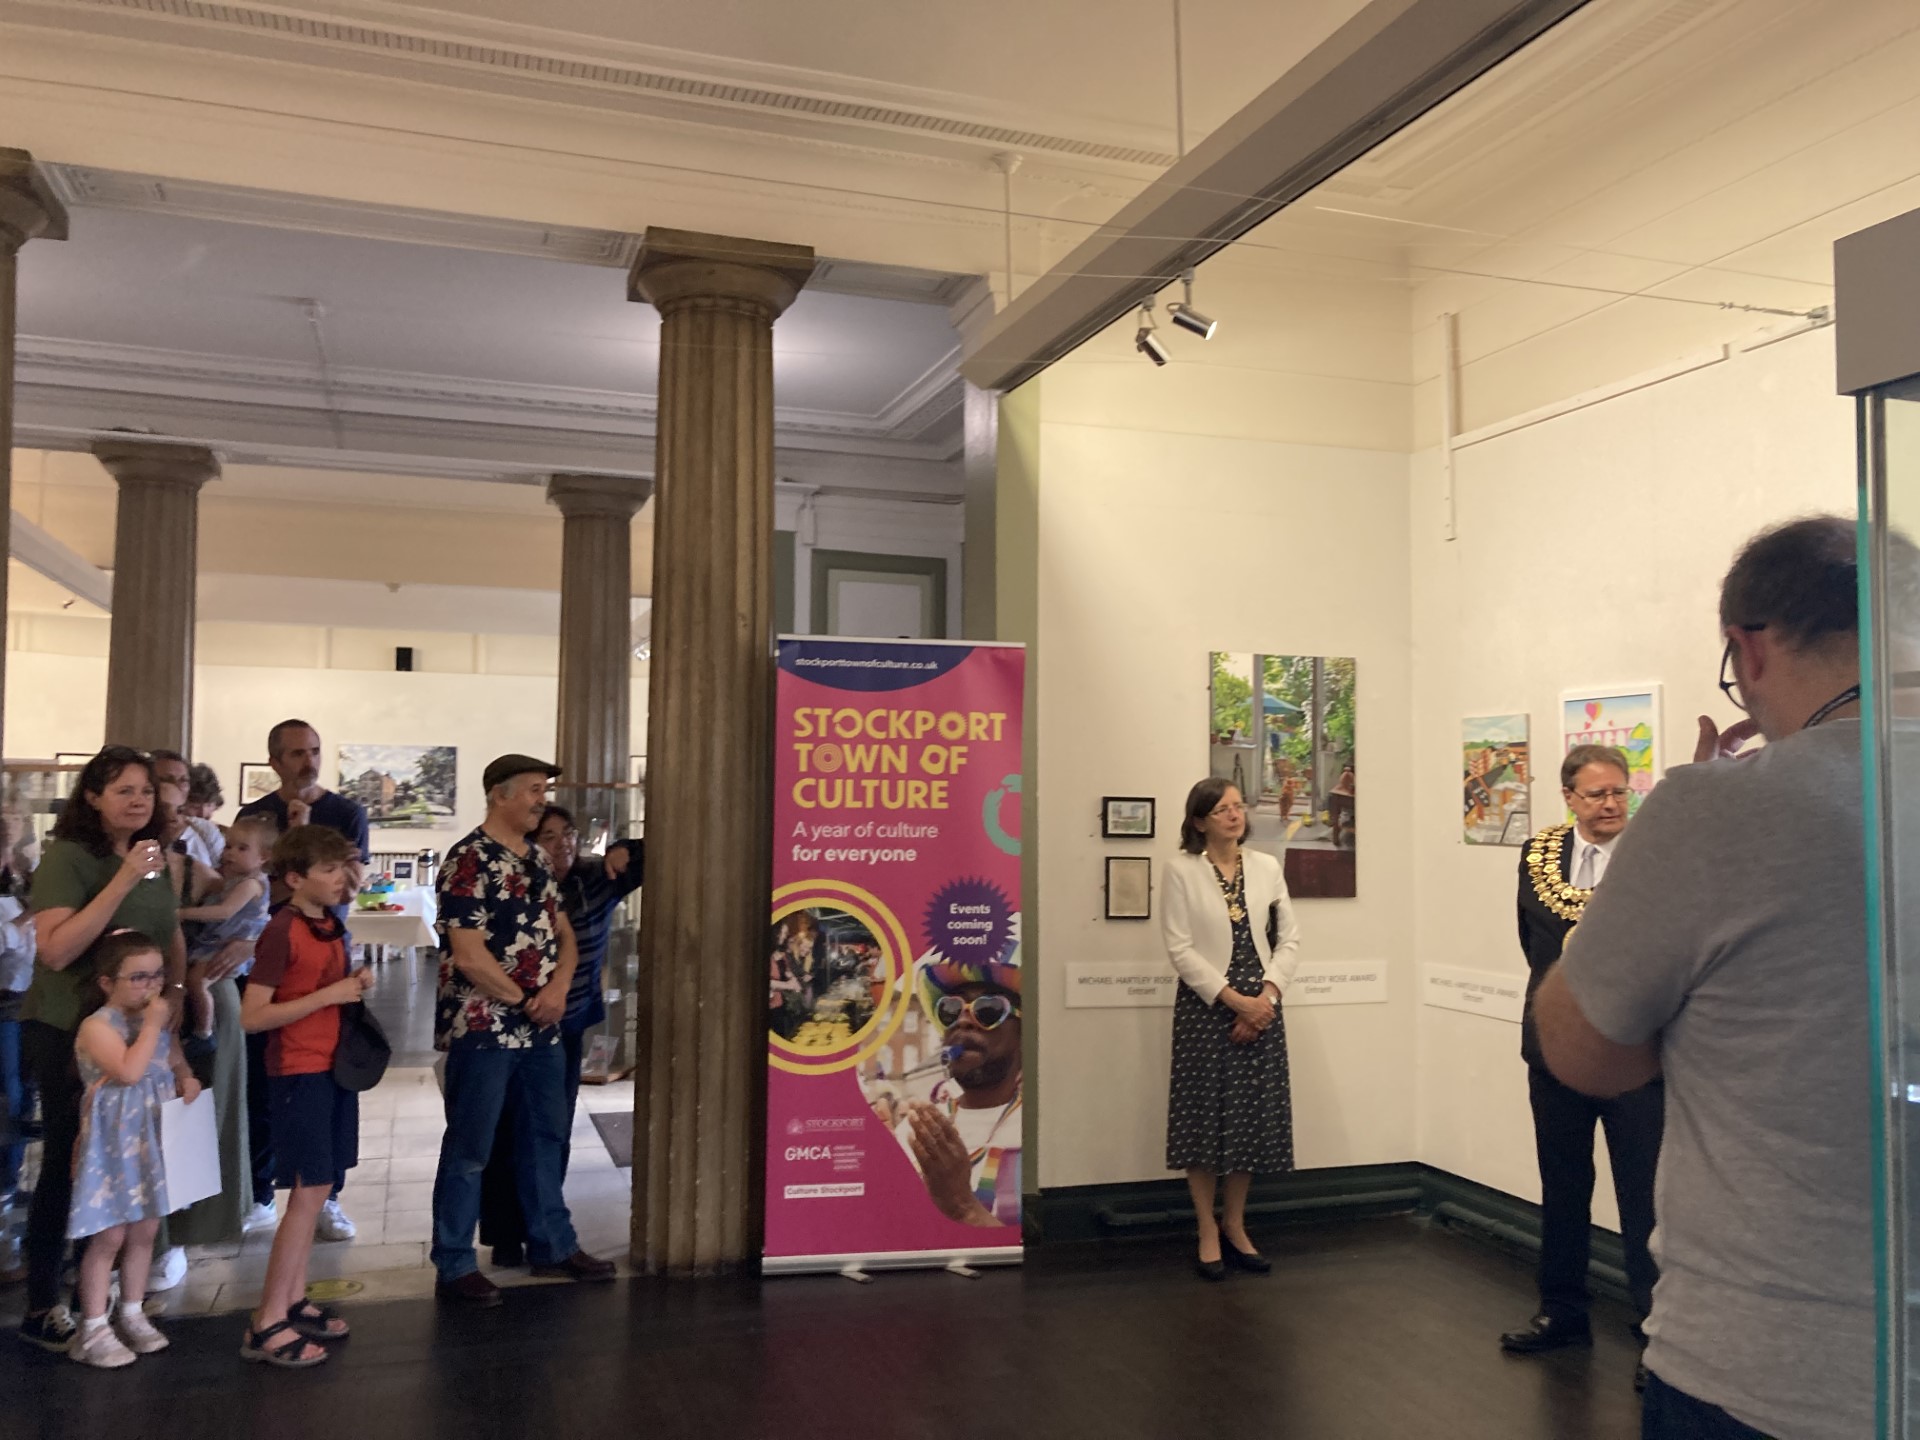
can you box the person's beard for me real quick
[953,1049,1017,1094]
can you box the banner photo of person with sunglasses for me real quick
[765,637,1026,1275]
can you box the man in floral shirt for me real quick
[428,754,616,1306]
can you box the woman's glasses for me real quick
[933,993,1018,1030]
[120,969,166,987]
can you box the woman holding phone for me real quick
[19,747,186,1352]
[1162,777,1302,1281]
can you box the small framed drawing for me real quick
[1101,796,1155,839]
[239,763,279,805]
[391,859,415,881]
[1105,856,1152,921]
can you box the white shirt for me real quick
[1570,828,1618,889]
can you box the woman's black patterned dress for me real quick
[1165,856,1295,1174]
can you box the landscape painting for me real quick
[338,744,458,829]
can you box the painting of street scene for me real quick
[1463,714,1532,846]
[338,744,458,829]
[768,906,886,1049]
[1208,653,1357,899]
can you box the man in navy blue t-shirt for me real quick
[236,718,371,1243]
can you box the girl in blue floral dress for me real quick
[67,932,200,1369]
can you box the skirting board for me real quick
[1026,1163,1629,1304]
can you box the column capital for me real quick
[0,148,68,253]
[628,227,815,319]
[91,438,220,490]
[546,472,654,520]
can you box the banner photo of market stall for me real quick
[764,636,1026,1275]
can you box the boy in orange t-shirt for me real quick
[239,826,374,1368]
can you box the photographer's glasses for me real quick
[933,993,1018,1030]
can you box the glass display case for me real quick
[1863,374,1920,1437]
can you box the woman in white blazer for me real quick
[1162,777,1302,1281]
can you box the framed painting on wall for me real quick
[1101,796,1155,839]
[1462,715,1531,846]
[238,763,279,806]
[337,744,458,829]
[1562,686,1662,815]
[1208,652,1357,898]
[1104,856,1152,920]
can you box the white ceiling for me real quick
[12,202,969,482]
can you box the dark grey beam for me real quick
[961,0,1594,393]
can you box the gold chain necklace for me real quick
[1210,855,1247,925]
[1525,823,1593,925]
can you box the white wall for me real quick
[1410,326,1855,1219]
[6,651,649,849]
[1032,417,1417,1188]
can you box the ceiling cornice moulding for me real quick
[10,0,1178,170]
[17,334,964,451]
[37,165,987,307]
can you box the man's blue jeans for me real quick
[431,1042,578,1282]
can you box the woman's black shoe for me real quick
[1195,1258,1227,1282]
[1224,1244,1272,1275]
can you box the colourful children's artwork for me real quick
[1463,715,1531,846]
[1561,688,1662,815]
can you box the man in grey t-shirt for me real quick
[1536,516,1893,1440]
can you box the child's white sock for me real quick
[81,1313,108,1334]
[117,1302,143,1322]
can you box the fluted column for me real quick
[96,439,218,752]
[547,472,652,832]
[629,228,813,1275]
[0,150,68,761]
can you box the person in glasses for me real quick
[1501,743,1660,1385]
[899,954,1023,1227]
[1536,516,1895,1440]
[1163,777,1301,1281]
[19,747,180,1353]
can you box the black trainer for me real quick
[19,1304,78,1354]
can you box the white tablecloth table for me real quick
[349,886,437,953]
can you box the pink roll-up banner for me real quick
[764,637,1026,1275]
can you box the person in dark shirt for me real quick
[234,718,371,1244]
[477,804,640,1267]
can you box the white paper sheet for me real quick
[160,1093,221,1212]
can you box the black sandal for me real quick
[240,1319,329,1368]
[287,1299,349,1341]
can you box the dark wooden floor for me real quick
[3,1217,1645,1440]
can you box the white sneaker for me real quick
[315,1199,357,1242]
[114,1307,169,1355]
[242,1201,280,1234]
[69,1320,137,1369]
[145,1246,187,1295]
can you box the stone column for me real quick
[546,472,653,833]
[0,150,68,762]
[628,228,813,1276]
[95,439,219,752]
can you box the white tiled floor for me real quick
[159,1066,634,1317]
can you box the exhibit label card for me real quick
[1421,964,1525,1023]
[1285,961,1389,1007]
[1065,962,1179,1007]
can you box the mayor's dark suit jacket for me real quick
[1517,832,1577,1072]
